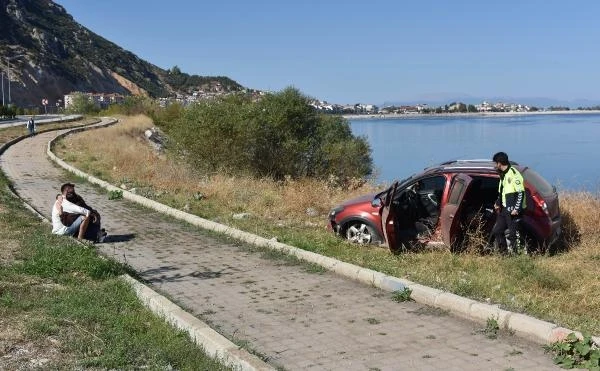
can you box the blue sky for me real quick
[55,0,600,105]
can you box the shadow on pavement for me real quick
[104,233,136,243]
[141,266,232,283]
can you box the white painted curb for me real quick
[47,120,599,348]
[121,275,274,371]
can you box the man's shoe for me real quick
[97,228,107,243]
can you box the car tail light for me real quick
[531,193,549,217]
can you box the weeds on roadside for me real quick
[391,287,412,302]
[545,332,600,370]
[483,317,500,339]
[108,189,123,200]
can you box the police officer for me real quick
[491,151,526,253]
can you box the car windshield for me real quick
[375,174,416,201]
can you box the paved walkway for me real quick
[0,125,559,370]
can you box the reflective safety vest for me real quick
[498,166,526,211]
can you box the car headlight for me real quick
[329,205,345,218]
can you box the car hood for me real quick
[340,193,378,207]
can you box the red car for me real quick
[328,159,561,252]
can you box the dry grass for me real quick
[55,115,600,334]
[56,115,381,222]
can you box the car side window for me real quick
[418,176,446,192]
[415,175,446,206]
[448,180,465,205]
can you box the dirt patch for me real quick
[0,315,73,370]
[0,239,20,267]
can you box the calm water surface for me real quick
[349,113,600,192]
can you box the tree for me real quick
[467,104,477,113]
[159,87,373,182]
[65,93,99,114]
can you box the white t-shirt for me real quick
[51,198,89,235]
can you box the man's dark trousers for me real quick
[492,208,518,251]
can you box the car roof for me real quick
[390,159,528,190]
[421,159,523,176]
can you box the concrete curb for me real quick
[121,275,274,371]
[47,121,599,348]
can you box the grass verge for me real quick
[54,114,600,336]
[0,121,232,370]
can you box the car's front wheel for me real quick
[344,222,380,244]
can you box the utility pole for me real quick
[8,58,11,105]
[6,55,26,105]
[6,58,11,106]
[1,71,4,106]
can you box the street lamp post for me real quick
[5,55,26,105]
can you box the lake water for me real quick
[349,113,600,192]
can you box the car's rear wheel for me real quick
[344,222,380,244]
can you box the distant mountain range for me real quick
[382,93,600,109]
[1,1,597,111]
[0,0,243,107]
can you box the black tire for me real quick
[344,221,381,245]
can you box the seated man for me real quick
[60,183,106,242]
[51,194,90,239]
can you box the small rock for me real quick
[270,237,278,242]
[233,212,250,220]
[129,188,137,194]
[29,358,50,367]
[144,129,153,138]
[48,337,61,346]
[182,204,190,211]
[194,192,204,200]
[119,184,128,190]
[305,207,319,217]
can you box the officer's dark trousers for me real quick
[492,209,517,250]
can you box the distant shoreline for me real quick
[343,110,600,120]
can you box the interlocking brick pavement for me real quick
[0,125,560,370]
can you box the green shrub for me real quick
[155,87,373,182]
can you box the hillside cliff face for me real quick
[0,0,242,108]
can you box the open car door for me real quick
[380,181,399,252]
[440,174,473,249]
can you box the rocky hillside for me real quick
[0,0,243,108]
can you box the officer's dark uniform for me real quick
[492,165,526,251]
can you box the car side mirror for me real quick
[371,198,382,208]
